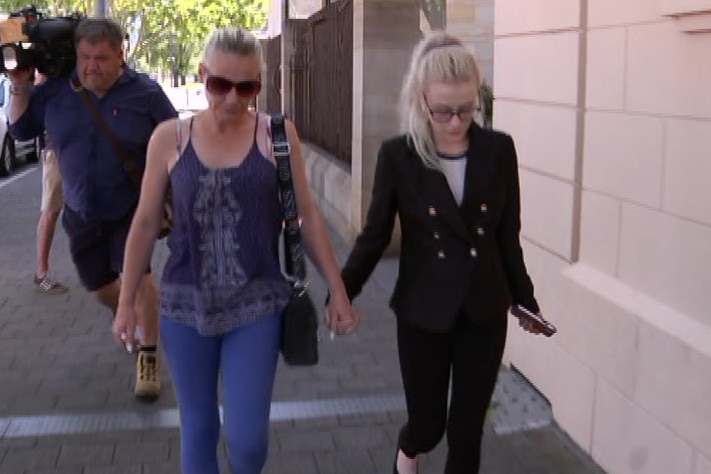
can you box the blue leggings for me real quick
[160,313,283,474]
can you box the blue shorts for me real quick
[61,206,149,291]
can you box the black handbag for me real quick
[271,115,319,366]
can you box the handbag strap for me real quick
[271,114,307,283]
[72,77,142,190]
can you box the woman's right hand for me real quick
[112,302,139,353]
[325,290,360,336]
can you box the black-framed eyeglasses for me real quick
[424,98,481,123]
[205,73,261,97]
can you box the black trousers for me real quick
[396,312,507,474]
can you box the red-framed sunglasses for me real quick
[205,75,262,97]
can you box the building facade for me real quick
[494,2,711,474]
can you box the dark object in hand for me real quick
[511,304,557,337]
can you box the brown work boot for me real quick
[33,273,68,294]
[134,349,161,401]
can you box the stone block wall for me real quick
[494,2,711,473]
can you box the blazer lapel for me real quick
[460,125,495,219]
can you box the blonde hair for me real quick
[203,28,263,68]
[400,31,482,170]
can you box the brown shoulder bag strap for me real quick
[71,77,142,190]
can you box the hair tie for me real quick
[421,37,462,56]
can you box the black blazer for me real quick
[341,124,539,333]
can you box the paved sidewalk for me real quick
[0,165,606,473]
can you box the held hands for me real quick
[324,289,360,337]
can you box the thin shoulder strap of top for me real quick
[174,116,194,163]
[252,112,260,144]
[175,119,182,154]
[175,118,183,164]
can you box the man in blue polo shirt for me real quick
[8,18,177,401]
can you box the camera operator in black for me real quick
[7,18,177,401]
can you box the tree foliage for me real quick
[0,1,91,17]
[0,0,267,80]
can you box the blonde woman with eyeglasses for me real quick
[339,32,547,474]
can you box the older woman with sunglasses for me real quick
[339,32,545,474]
[114,28,357,474]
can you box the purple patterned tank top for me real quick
[160,116,291,336]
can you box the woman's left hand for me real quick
[325,291,359,336]
[518,317,542,335]
[112,301,140,352]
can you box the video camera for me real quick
[0,5,84,78]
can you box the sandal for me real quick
[33,274,69,294]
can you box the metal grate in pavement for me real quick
[2,409,180,439]
[270,393,405,420]
[0,368,551,439]
[0,393,406,439]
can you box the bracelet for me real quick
[10,85,30,95]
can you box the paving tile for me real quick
[0,445,60,471]
[337,412,391,427]
[23,468,82,474]
[314,448,376,474]
[0,437,38,449]
[332,425,391,450]
[114,441,171,463]
[263,452,318,474]
[141,462,182,474]
[292,417,340,430]
[83,466,142,474]
[276,429,336,452]
[56,443,115,467]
